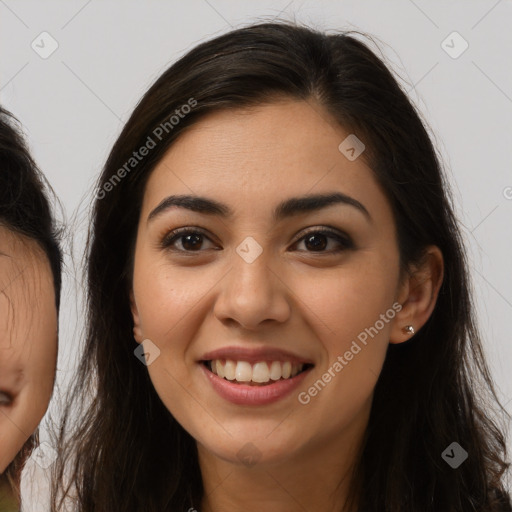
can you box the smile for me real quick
[204,359,312,385]
[200,359,314,406]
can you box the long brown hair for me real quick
[52,21,511,511]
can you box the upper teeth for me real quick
[209,360,304,383]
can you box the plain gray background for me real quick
[1,1,511,508]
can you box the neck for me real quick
[197,405,369,512]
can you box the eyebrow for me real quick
[147,192,372,224]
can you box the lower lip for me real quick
[200,363,312,406]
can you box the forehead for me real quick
[0,226,54,308]
[142,100,390,223]
[0,227,57,355]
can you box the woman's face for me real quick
[130,100,409,467]
[0,226,58,472]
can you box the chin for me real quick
[196,426,305,468]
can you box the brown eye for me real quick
[177,232,203,251]
[304,233,329,251]
[161,228,217,253]
[0,390,13,406]
[294,228,354,253]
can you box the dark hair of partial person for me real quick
[0,106,62,308]
[0,106,63,501]
[50,20,511,512]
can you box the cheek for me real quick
[131,261,218,410]
[0,423,25,472]
[289,254,399,413]
[292,254,399,347]
[133,260,216,344]
[29,334,58,410]
[0,341,56,473]
[0,386,53,473]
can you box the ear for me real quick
[129,289,144,344]
[389,245,444,344]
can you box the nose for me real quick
[213,248,291,331]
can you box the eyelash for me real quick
[160,226,354,254]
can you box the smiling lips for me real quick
[200,346,314,405]
[207,359,306,385]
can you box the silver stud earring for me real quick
[402,325,415,335]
